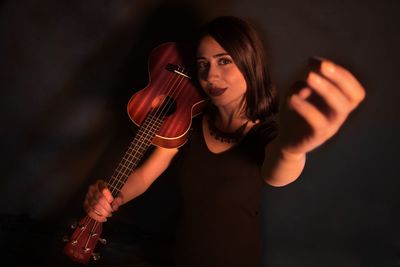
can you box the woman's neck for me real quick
[211,105,248,132]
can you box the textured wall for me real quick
[0,0,398,266]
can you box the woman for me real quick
[84,16,365,266]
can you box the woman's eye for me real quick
[219,57,232,65]
[197,61,209,69]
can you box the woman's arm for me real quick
[120,146,179,204]
[262,58,365,187]
[84,146,178,222]
[262,138,306,187]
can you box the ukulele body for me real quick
[128,42,206,148]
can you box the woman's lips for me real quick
[208,87,227,96]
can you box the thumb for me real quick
[97,180,114,203]
[111,195,124,212]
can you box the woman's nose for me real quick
[206,63,220,81]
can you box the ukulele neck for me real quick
[107,112,164,197]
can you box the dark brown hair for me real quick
[198,16,278,121]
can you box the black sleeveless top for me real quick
[172,115,277,267]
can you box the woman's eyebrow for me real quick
[196,52,230,60]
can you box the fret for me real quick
[105,112,166,198]
[118,156,141,169]
[107,182,122,194]
[125,148,145,159]
[114,168,131,179]
[118,158,130,167]
[110,174,126,185]
[125,151,141,162]
[113,180,125,190]
[108,183,123,194]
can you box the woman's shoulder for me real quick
[243,117,278,150]
[247,116,278,144]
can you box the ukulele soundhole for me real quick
[151,94,177,116]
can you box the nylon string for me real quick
[107,66,190,197]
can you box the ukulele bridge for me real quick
[166,63,191,79]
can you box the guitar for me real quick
[63,42,206,264]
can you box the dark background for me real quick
[0,0,399,266]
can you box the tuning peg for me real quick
[91,232,98,237]
[99,238,107,245]
[92,253,101,261]
[62,235,69,242]
[70,221,78,229]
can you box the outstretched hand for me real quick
[277,57,366,156]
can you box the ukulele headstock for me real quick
[64,216,105,265]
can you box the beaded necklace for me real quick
[207,115,249,144]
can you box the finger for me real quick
[298,87,312,100]
[90,199,108,215]
[97,180,114,204]
[87,184,98,197]
[92,207,112,219]
[111,196,124,212]
[93,209,102,217]
[85,190,112,215]
[316,59,366,108]
[84,199,108,222]
[306,71,351,121]
[85,190,113,217]
[88,210,108,223]
[287,81,311,100]
[86,182,101,204]
[83,191,97,212]
[289,93,329,132]
[102,188,114,204]
[93,194,113,215]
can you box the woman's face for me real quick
[196,35,247,109]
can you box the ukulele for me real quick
[63,42,206,264]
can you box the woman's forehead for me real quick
[197,35,228,58]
